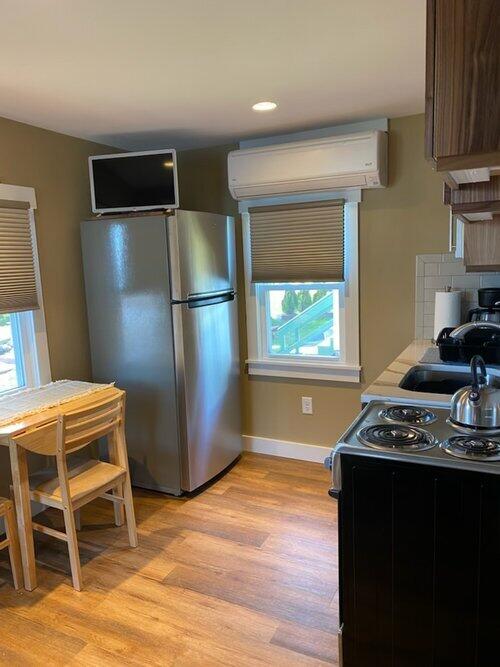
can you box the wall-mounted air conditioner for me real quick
[228,130,387,200]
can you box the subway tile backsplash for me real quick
[414,253,500,339]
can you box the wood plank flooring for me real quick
[0,453,339,666]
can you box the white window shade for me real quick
[0,203,39,313]
[248,199,344,283]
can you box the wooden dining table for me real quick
[0,384,122,591]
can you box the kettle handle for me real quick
[470,355,487,402]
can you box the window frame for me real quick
[241,190,360,383]
[0,184,51,395]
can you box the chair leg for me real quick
[62,507,83,591]
[4,503,23,591]
[108,432,125,527]
[113,483,125,527]
[74,509,81,531]
[114,421,138,548]
[122,475,138,548]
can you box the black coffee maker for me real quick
[469,288,500,324]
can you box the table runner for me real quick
[0,380,114,427]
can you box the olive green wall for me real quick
[0,115,115,381]
[178,114,450,446]
[0,113,450,456]
[0,115,116,501]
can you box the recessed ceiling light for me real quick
[252,101,278,112]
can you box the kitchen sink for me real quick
[399,366,472,394]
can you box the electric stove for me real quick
[328,401,500,494]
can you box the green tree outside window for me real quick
[281,291,298,315]
[312,289,328,303]
[297,290,312,312]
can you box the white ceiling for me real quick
[0,0,426,151]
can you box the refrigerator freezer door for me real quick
[81,216,182,495]
[168,210,236,301]
[173,294,242,491]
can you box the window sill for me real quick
[246,358,361,383]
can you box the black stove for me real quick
[379,405,437,425]
[357,423,436,451]
[441,435,500,461]
[330,399,500,667]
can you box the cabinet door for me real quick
[340,459,437,667]
[477,476,500,663]
[427,0,500,170]
[340,463,395,666]
[464,217,500,271]
[444,177,500,217]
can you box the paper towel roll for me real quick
[434,289,462,339]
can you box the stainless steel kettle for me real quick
[450,355,500,430]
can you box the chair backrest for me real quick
[11,392,124,456]
[62,394,124,454]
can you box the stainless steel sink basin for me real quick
[399,366,473,394]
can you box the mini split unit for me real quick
[228,130,387,200]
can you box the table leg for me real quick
[9,443,37,591]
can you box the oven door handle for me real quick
[325,451,341,499]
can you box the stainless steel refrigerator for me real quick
[81,210,241,495]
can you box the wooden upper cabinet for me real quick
[426,0,500,171]
[464,217,500,271]
[444,176,500,216]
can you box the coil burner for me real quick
[379,405,437,425]
[441,435,500,461]
[357,424,436,452]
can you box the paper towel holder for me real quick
[432,286,462,344]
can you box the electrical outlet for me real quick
[301,396,313,415]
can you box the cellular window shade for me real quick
[249,199,345,283]
[0,204,39,313]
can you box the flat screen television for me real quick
[89,149,179,214]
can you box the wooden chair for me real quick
[11,391,137,591]
[0,497,23,589]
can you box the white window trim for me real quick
[241,190,360,383]
[0,184,52,389]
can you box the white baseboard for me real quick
[243,434,331,464]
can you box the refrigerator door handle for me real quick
[188,288,235,300]
[188,292,235,309]
[172,291,236,308]
[187,292,234,308]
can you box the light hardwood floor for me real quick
[0,453,339,666]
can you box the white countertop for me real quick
[361,340,468,408]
